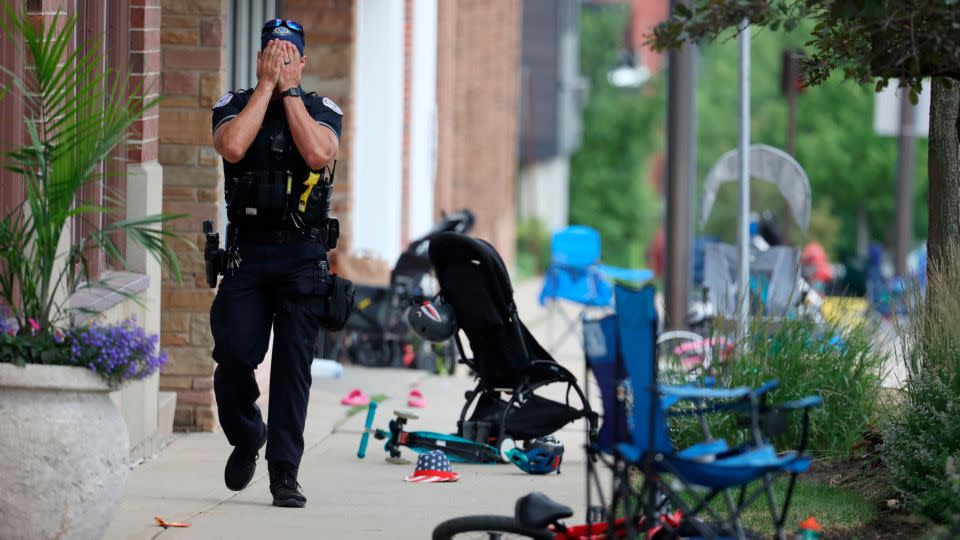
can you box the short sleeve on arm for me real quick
[211,91,245,134]
[307,95,343,139]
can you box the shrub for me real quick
[883,244,960,524]
[669,316,885,458]
[516,216,552,278]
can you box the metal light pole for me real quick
[737,19,751,336]
[664,0,697,330]
[894,88,915,277]
[782,50,801,246]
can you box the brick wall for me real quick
[157,0,227,432]
[129,0,161,164]
[401,0,413,248]
[437,0,521,267]
[435,1,457,221]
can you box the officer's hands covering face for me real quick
[256,39,284,92]
[278,42,305,94]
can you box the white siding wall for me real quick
[408,0,438,239]
[352,0,405,263]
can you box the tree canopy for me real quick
[650,0,960,96]
[695,22,928,257]
[569,4,664,269]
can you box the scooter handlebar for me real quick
[357,402,378,459]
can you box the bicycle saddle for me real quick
[514,492,574,529]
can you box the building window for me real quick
[0,3,24,218]
[226,0,278,91]
[75,0,131,279]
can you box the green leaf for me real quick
[0,6,187,324]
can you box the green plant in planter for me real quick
[0,8,182,384]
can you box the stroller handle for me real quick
[357,401,378,459]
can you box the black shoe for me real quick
[224,424,267,491]
[269,463,307,508]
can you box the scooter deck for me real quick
[356,403,500,464]
[399,430,500,463]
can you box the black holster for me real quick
[203,220,225,288]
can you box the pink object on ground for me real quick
[672,337,735,369]
[407,388,426,408]
[340,389,370,406]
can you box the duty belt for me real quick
[237,227,325,245]
[236,216,339,246]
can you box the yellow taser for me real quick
[298,171,321,213]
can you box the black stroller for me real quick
[320,210,475,372]
[428,232,598,448]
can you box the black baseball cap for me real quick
[261,19,305,55]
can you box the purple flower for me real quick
[63,317,167,387]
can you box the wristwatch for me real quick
[280,87,303,99]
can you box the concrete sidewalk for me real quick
[104,278,598,539]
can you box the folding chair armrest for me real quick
[659,384,753,402]
[753,379,780,397]
[776,395,823,410]
[661,381,780,416]
[594,264,654,284]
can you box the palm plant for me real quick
[0,7,182,335]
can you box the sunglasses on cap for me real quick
[261,19,303,36]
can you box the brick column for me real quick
[129,0,160,164]
[436,0,521,266]
[400,0,413,248]
[157,0,227,432]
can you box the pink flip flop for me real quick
[340,389,370,406]
[407,388,426,408]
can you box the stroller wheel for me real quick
[386,456,410,465]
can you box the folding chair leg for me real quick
[771,472,800,540]
[546,302,586,354]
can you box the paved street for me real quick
[104,279,599,540]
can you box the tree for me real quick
[693,21,928,257]
[649,0,960,275]
[569,5,665,269]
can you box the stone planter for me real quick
[0,363,129,540]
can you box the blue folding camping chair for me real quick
[540,225,653,353]
[605,283,822,540]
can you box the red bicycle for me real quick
[431,491,689,540]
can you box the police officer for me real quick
[209,18,342,508]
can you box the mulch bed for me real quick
[823,513,930,540]
[806,454,933,539]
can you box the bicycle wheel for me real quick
[432,515,554,540]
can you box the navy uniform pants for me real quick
[209,236,329,469]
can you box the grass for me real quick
[674,474,878,536]
[345,393,389,418]
[667,314,886,459]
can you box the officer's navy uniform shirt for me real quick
[211,88,343,184]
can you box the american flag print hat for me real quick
[403,450,460,483]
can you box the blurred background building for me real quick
[516,0,587,234]
[156,0,581,432]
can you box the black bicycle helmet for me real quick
[407,299,457,342]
